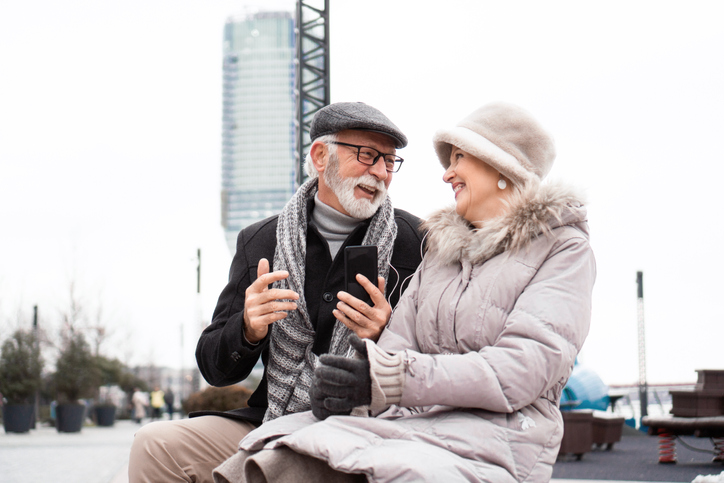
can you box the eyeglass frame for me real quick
[327,141,404,173]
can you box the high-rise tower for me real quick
[221,11,296,253]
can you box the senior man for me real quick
[129,102,426,482]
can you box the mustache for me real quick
[355,173,386,192]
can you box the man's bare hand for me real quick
[243,258,299,343]
[335,275,391,342]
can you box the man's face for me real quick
[319,130,396,219]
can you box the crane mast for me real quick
[294,0,330,188]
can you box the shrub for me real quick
[54,330,101,403]
[0,330,43,404]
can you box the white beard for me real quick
[324,153,387,220]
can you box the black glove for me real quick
[310,334,371,420]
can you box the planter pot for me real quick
[696,369,724,392]
[94,405,116,427]
[670,389,724,417]
[56,403,86,433]
[592,412,625,450]
[559,410,594,460]
[2,403,34,433]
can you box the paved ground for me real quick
[2,418,723,482]
[0,419,140,483]
[553,425,724,483]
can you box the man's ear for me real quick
[310,141,328,176]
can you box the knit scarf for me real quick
[264,178,397,422]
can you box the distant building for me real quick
[221,11,296,254]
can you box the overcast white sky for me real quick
[1,0,722,386]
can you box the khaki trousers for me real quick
[128,415,255,483]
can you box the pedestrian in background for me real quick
[131,388,146,424]
[149,386,164,421]
[164,388,175,420]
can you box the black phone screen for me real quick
[344,245,378,306]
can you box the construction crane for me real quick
[294,0,330,188]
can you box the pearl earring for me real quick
[497,176,507,190]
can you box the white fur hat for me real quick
[433,102,556,186]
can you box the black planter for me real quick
[94,405,116,427]
[56,403,86,433]
[2,404,34,433]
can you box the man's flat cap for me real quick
[309,102,407,149]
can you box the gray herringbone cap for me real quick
[310,102,407,148]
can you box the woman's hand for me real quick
[310,335,371,420]
[335,275,391,341]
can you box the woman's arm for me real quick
[376,259,423,352]
[381,236,596,413]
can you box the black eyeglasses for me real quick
[328,141,404,173]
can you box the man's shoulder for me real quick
[238,215,280,244]
[232,215,280,264]
[391,209,426,268]
[393,208,425,241]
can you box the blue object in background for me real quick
[560,362,610,411]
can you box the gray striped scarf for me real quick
[263,178,397,422]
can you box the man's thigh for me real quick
[129,415,255,483]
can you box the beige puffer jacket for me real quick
[238,181,596,482]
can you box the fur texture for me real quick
[424,180,587,266]
[433,102,556,186]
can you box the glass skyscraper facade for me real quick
[221,11,296,254]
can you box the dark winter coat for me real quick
[194,198,425,425]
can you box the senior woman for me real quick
[213,102,596,483]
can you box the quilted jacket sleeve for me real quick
[376,260,423,353]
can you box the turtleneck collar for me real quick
[311,193,362,258]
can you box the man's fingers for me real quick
[333,306,379,341]
[373,276,387,304]
[336,293,371,318]
[256,258,270,280]
[333,304,367,329]
[334,301,388,341]
[247,300,298,316]
[249,310,293,327]
[250,270,292,293]
[253,288,299,305]
[356,274,384,304]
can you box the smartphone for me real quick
[344,245,378,306]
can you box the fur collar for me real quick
[423,181,588,265]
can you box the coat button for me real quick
[323,292,334,302]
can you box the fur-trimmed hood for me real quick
[423,181,589,265]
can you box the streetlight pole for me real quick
[636,271,648,421]
[33,305,39,428]
[193,249,202,393]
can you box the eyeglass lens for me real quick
[357,147,401,172]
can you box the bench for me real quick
[641,415,724,464]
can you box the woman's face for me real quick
[443,146,509,226]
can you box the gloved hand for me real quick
[310,334,371,420]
